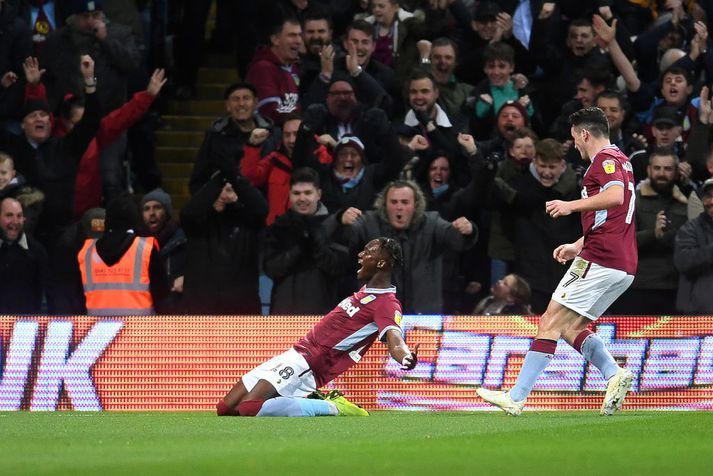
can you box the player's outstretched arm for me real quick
[385,329,419,370]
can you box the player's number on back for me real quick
[625,182,635,224]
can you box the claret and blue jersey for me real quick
[293,285,403,387]
[579,145,638,275]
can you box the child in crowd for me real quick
[473,42,533,139]
[0,153,23,199]
[473,273,532,315]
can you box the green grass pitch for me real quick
[2,411,712,475]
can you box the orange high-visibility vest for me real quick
[78,236,157,315]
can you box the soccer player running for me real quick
[217,237,419,417]
[477,107,637,416]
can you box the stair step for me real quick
[159,162,194,178]
[172,194,191,213]
[162,115,215,131]
[196,83,230,100]
[204,54,237,69]
[167,99,226,115]
[155,146,199,163]
[197,67,239,83]
[163,177,191,196]
[156,130,205,147]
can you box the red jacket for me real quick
[26,83,155,217]
[241,142,331,226]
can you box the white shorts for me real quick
[551,256,634,320]
[241,348,317,398]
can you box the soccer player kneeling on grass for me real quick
[477,107,637,416]
[217,237,419,417]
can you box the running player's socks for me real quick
[574,329,619,380]
[256,397,338,417]
[510,339,557,402]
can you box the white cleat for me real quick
[601,368,634,416]
[476,388,525,416]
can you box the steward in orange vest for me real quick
[78,193,168,315]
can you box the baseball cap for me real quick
[702,177,713,194]
[474,1,500,22]
[652,106,682,127]
[333,136,366,160]
[70,0,103,15]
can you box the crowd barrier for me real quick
[1,314,711,411]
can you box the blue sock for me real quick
[256,397,338,417]
[579,332,619,380]
[510,339,557,402]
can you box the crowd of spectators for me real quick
[1,0,713,316]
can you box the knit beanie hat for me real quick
[141,188,173,217]
[497,100,530,126]
[21,100,50,119]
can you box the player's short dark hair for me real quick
[290,167,320,188]
[483,41,514,65]
[569,107,609,138]
[224,82,257,99]
[378,237,403,270]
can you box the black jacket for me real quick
[0,232,49,314]
[189,114,279,194]
[0,92,101,243]
[507,166,582,294]
[263,204,348,314]
[181,174,268,314]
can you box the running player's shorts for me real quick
[551,256,634,319]
[242,347,317,397]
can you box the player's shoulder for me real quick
[591,146,631,176]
